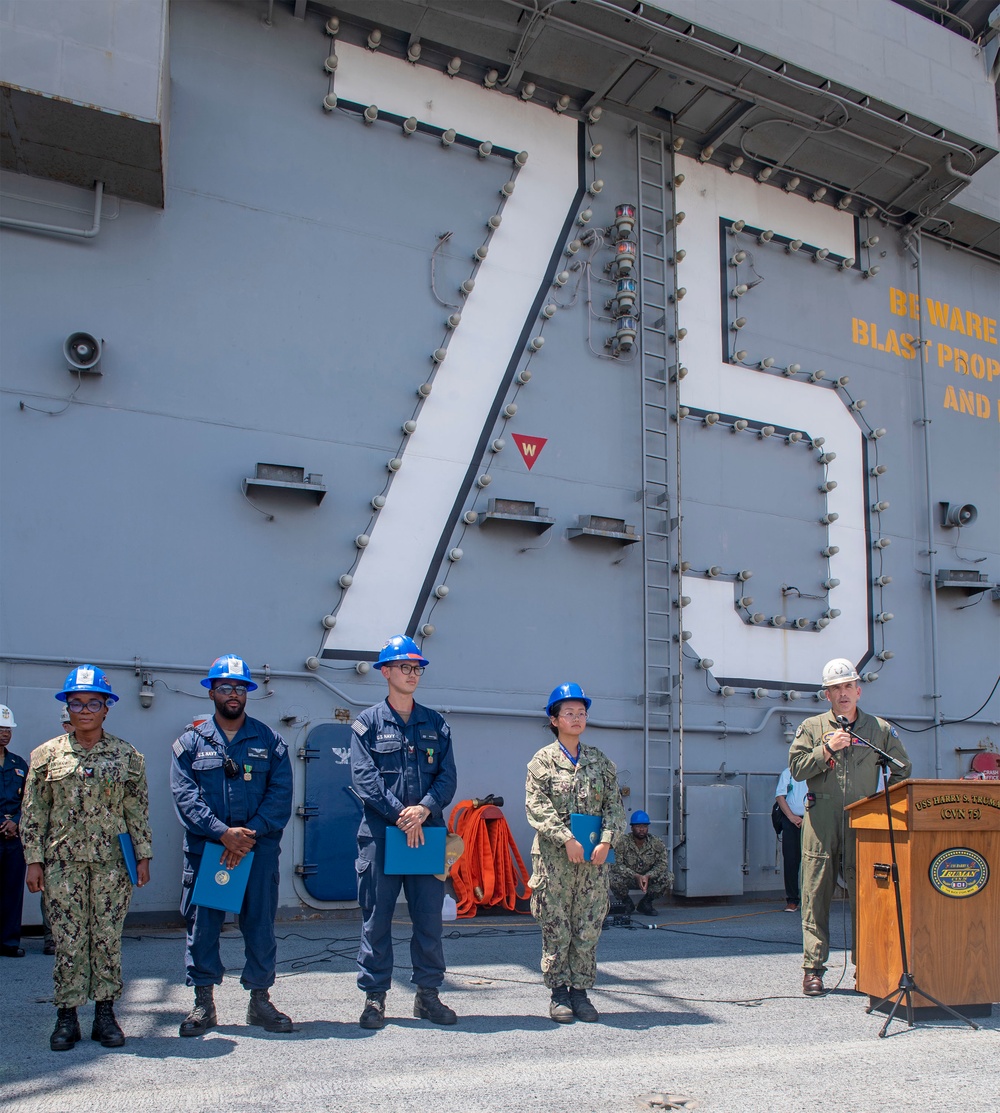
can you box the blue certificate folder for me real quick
[192,844,255,914]
[118,832,138,885]
[384,826,447,875]
[570,814,616,864]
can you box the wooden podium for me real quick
[847,779,1000,1011]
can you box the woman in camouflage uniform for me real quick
[22,666,152,1052]
[525,682,626,1023]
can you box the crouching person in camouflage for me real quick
[23,666,152,1052]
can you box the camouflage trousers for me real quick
[45,860,133,1007]
[530,855,609,990]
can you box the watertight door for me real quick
[299,723,362,900]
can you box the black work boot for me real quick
[179,985,217,1037]
[359,991,386,1030]
[91,1000,126,1047]
[635,895,657,916]
[569,987,600,1022]
[246,988,293,1032]
[413,986,457,1025]
[549,985,574,1023]
[50,1007,82,1051]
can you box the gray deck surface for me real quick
[1,897,996,1113]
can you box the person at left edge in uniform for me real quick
[170,655,293,1036]
[0,704,29,957]
[21,666,153,1052]
[351,635,458,1030]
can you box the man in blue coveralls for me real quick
[351,635,458,1029]
[170,655,293,1036]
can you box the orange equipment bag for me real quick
[447,799,532,918]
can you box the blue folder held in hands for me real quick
[118,832,138,886]
[570,813,616,864]
[384,826,447,875]
[192,844,255,914]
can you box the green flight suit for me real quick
[788,709,911,974]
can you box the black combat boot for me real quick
[413,986,457,1025]
[179,985,218,1037]
[359,991,386,1030]
[569,987,600,1022]
[50,1006,82,1051]
[92,1000,126,1047]
[548,985,574,1023]
[635,895,657,916]
[246,988,293,1032]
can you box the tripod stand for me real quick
[857,744,980,1037]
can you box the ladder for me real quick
[634,126,679,862]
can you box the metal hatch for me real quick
[298,722,361,901]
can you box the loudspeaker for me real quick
[64,332,103,373]
[940,502,977,529]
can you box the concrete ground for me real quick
[0,897,996,1113]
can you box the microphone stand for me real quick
[858,744,979,1037]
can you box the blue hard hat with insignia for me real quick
[630,810,651,825]
[56,664,119,704]
[201,655,258,691]
[545,682,592,716]
[377,635,429,668]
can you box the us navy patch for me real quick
[247,747,269,760]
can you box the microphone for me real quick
[836,715,906,769]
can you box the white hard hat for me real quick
[0,704,16,728]
[821,658,860,687]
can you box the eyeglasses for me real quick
[67,698,107,713]
[213,684,248,696]
[391,664,425,676]
[557,710,587,720]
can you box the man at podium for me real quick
[789,658,911,996]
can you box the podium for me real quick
[847,779,1000,1011]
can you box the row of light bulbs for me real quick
[323,16,603,120]
[688,136,885,219]
[727,219,878,276]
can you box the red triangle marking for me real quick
[511,434,547,471]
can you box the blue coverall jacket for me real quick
[350,698,457,991]
[170,714,292,988]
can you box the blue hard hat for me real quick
[377,635,429,668]
[545,682,592,716]
[56,664,119,704]
[630,810,651,825]
[201,654,258,691]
